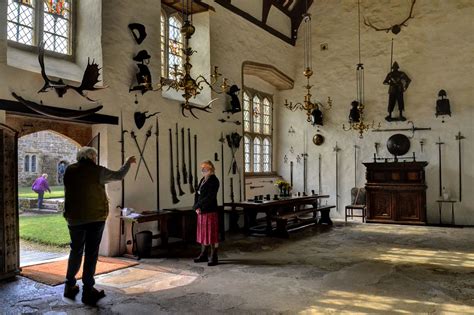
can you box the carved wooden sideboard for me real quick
[363,161,428,224]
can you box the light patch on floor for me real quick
[97,266,198,294]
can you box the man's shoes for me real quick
[63,284,80,299]
[81,287,106,306]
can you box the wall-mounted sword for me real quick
[372,120,431,138]
[155,117,160,210]
[333,143,341,213]
[188,128,194,193]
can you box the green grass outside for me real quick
[19,214,70,247]
[18,185,65,199]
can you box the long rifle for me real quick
[455,132,465,202]
[194,134,198,190]
[436,137,444,197]
[220,132,225,205]
[175,123,185,196]
[290,161,293,188]
[181,128,188,184]
[169,129,179,204]
[354,145,359,187]
[119,110,127,208]
[333,143,341,212]
[155,118,160,209]
[318,154,322,194]
[188,128,194,193]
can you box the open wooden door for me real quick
[0,123,20,280]
[87,132,100,165]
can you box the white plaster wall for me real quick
[277,0,474,225]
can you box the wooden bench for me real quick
[273,205,335,237]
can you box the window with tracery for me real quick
[243,88,273,174]
[160,9,184,80]
[7,0,73,55]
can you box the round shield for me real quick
[312,134,325,146]
[387,134,410,156]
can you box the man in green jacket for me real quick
[63,146,136,305]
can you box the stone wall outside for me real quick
[18,131,79,187]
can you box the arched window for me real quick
[263,138,271,172]
[244,136,251,172]
[253,137,262,172]
[243,88,273,174]
[24,155,30,172]
[160,10,167,77]
[7,0,74,55]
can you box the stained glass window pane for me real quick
[24,155,30,172]
[243,92,250,132]
[43,0,71,54]
[7,0,35,45]
[161,11,166,77]
[253,137,261,172]
[168,16,183,80]
[244,136,251,172]
[253,96,261,133]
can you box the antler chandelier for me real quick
[343,0,379,138]
[284,8,332,125]
[157,0,229,118]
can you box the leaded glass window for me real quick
[243,88,273,174]
[253,137,261,172]
[263,98,271,135]
[243,92,250,132]
[244,136,251,172]
[168,16,183,80]
[7,0,35,45]
[24,155,30,172]
[263,138,271,172]
[253,95,261,133]
[43,0,71,54]
[31,154,37,172]
[7,0,73,55]
[161,11,166,77]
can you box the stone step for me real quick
[41,202,58,210]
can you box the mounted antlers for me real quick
[181,98,218,119]
[364,0,416,35]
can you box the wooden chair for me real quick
[345,187,366,222]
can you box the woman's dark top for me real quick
[193,174,220,214]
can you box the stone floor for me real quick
[2,221,474,314]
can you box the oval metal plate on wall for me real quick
[313,134,325,146]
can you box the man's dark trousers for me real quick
[65,221,105,288]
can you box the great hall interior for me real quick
[1,0,473,313]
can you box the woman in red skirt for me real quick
[193,160,220,266]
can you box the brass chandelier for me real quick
[343,0,379,137]
[284,9,332,125]
[157,0,229,118]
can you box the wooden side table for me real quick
[436,200,457,226]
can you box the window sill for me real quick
[245,172,279,178]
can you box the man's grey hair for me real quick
[77,146,98,162]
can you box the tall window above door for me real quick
[243,88,273,174]
[160,9,184,80]
[7,0,73,56]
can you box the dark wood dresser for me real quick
[363,161,428,224]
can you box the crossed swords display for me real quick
[131,127,154,182]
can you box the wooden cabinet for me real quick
[363,161,428,224]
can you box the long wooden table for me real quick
[224,195,332,236]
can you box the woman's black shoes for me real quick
[208,248,218,266]
[193,254,208,263]
[82,287,106,306]
[63,284,80,299]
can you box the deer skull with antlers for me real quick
[364,0,416,35]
